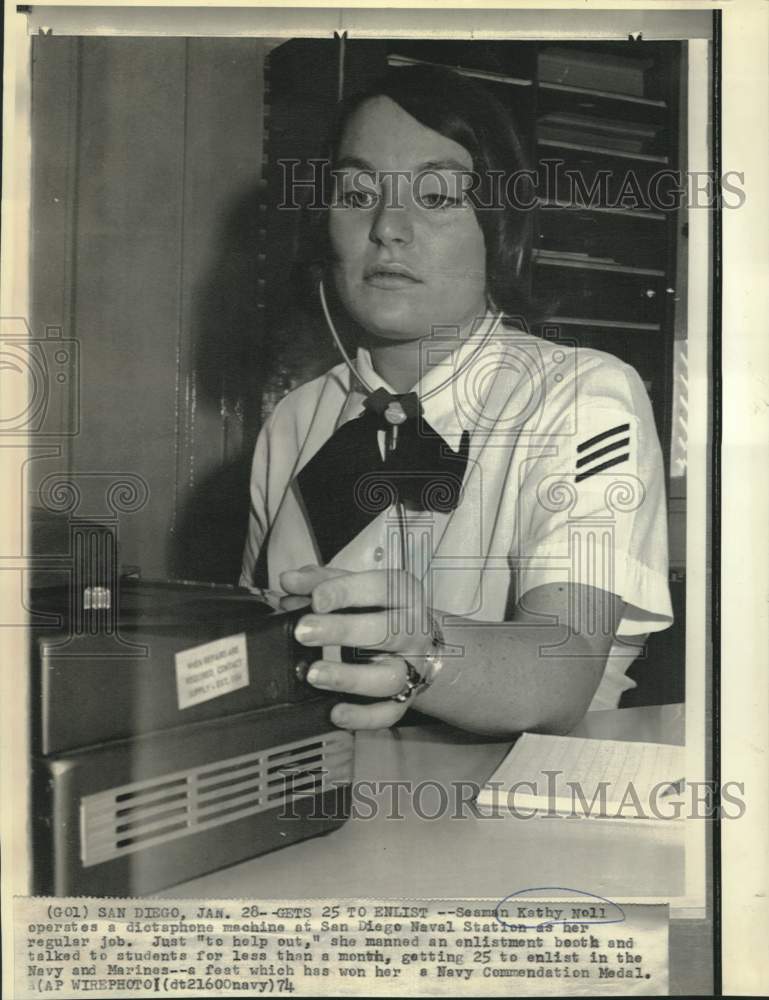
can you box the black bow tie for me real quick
[362,387,421,420]
[295,389,470,564]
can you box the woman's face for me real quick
[329,96,488,342]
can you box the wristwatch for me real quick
[390,610,447,703]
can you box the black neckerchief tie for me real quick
[295,387,470,565]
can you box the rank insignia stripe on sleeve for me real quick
[575,422,631,483]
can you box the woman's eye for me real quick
[338,189,378,209]
[417,192,465,210]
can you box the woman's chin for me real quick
[346,305,430,343]
[363,324,428,343]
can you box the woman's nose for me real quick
[369,200,414,247]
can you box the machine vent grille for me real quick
[80,731,353,867]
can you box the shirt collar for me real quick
[345,311,510,452]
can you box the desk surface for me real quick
[168,704,685,900]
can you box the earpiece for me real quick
[318,279,371,391]
[318,278,505,400]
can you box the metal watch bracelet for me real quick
[395,610,446,701]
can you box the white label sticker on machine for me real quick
[175,632,249,709]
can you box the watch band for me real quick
[391,660,426,703]
[391,610,447,703]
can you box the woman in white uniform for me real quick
[241,66,673,736]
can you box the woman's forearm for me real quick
[286,568,623,734]
[413,586,623,736]
[412,619,607,736]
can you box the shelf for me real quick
[533,252,665,277]
[539,199,665,221]
[544,316,662,332]
[539,80,667,109]
[387,53,532,88]
[538,137,668,164]
[539,111,657,140]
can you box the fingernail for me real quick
[295,619,320,644]
[306,665,322,684]
[332,705,350,726]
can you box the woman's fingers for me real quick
[278,594,312,612]
[279,565,348,595]
[286,564,431,660]
[331,699,408,731]
[295,610,391,649]
[286,570,427,732]
[307,656,408,698]
[310,569,416,614]
[281,565,421,614]
[295,609,431,656]
[305,655,414,731]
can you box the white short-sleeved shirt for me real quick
[241,314,673,710]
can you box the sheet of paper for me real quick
[478,734,686,815]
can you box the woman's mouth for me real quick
[364,264,422,289]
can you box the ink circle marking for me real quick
[494,887,626,930]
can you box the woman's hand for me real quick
[280,564,435,730]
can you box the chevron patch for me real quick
[575,422,631,483]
